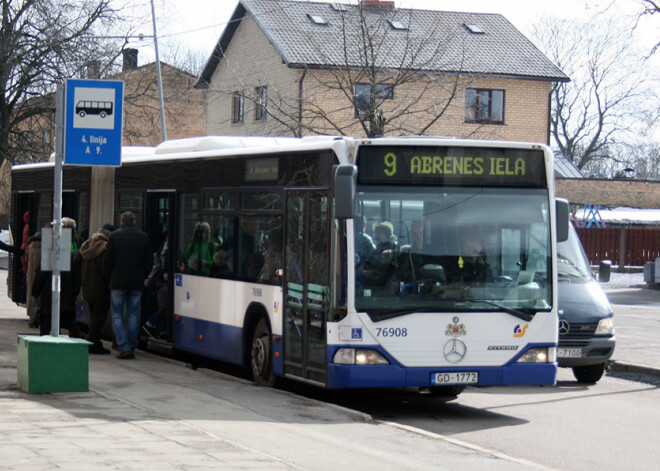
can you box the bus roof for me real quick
[11,136,550,171]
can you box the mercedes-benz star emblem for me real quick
[559,319,570,335]
[443,338,467,363]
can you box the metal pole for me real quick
[51,84,65,337]
[150,0,167,142]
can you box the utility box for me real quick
[17,335,91,394]
[644,262,655,283]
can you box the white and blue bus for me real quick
[9,136,568,394]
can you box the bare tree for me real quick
[639,0,660,55]
[582,141,660,180]
[532,16,657,170]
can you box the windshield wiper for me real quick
[367,307,437,322]
[465,300,534,322]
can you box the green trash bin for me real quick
[17,335,91,394]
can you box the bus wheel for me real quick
[100,111,107,118]
[250,318,276,387]
[78,111,86,117]
[427,386,465,397]
[572,363,606,383]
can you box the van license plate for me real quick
[558,348,582,358]
[432,372,478,385]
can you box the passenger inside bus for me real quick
[184,222,213,276]
[211,250,232,277]
[354,215,375,267]
[363,221,397,287]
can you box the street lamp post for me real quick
[150,0,167,142]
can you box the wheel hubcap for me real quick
[252,336,267,376]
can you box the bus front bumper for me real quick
[326,362,557,389]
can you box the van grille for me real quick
[559,321,597,340]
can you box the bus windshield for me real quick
[354,185,552,320]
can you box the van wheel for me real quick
[250,318,276,387]
[427,385,465,397]
[572,363,606,383]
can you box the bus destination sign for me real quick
[356,146,547,187]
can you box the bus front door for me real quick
[143,191,176,344]
[283,190,329,385]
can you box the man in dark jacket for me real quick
[75,224,114,354]
[104,212,152,359]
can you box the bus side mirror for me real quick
[556,198,569,243]
[335,164,357,219]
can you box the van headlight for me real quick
[516,347,556,363]
[333,348,389,365]
[595,318,614,335]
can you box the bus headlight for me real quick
[333,348,390,365]
[595,318,614,335]
[516,347,556,363]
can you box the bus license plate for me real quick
[558,348,582,358]
[432,372,478,385]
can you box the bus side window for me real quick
[207,214,235,278]
[237,216,262,281]
[177,193,200,273]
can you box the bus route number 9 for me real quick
[384,152,397,177]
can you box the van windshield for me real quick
[556,226,593,280]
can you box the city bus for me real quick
[8,136,568,394]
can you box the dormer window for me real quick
[308,14,328,25]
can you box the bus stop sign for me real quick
[64,79,123,166]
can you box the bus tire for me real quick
[572,363,606,383]
[427,385,465,397]
[78,111,86,117]
[100,111,107,118]
[250,318,276,387]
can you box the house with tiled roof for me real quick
[197,0,568,141]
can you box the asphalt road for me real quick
[318,368,659,471]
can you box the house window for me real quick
[255,86,267,121]
[355,83,394,117]
[232,91,244,123]
[465,88,504,124]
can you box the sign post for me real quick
[49,79,123,333]
[18,79,123,393]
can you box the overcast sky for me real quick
[128,0,656,67]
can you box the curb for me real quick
[607,360,660,379]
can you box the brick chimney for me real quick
[86,60,101,79]
[122,48,138,71]
[363,0,395,7]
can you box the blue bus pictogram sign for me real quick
[64,79,123,166]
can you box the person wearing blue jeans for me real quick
[104,211,152,359]
[110,290,142,355]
